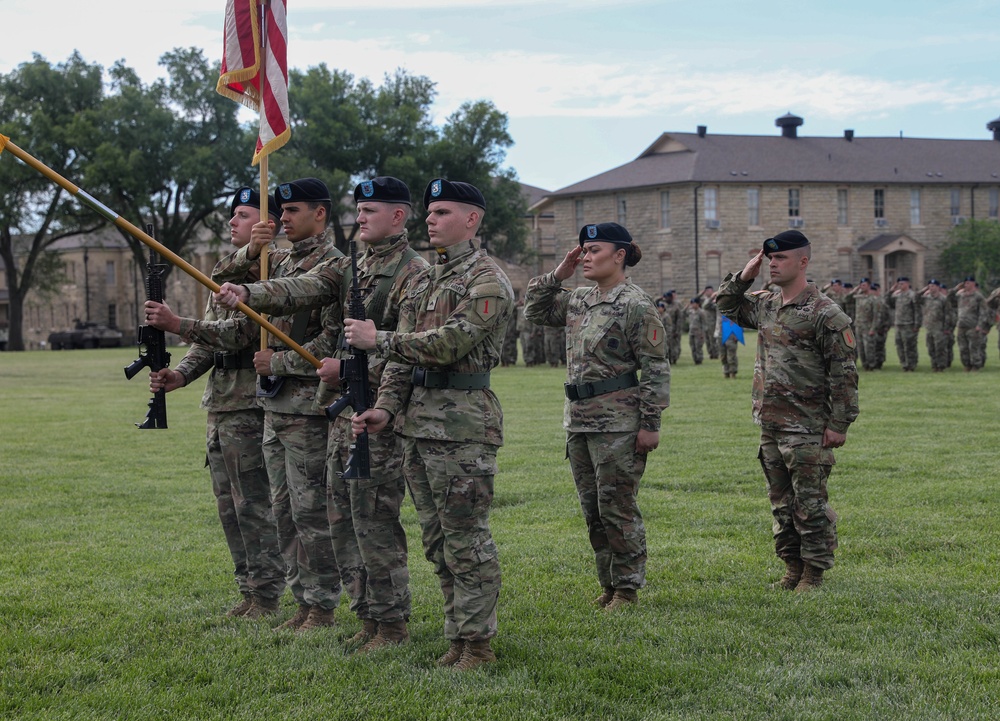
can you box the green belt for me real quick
[411,367,491,390]
[565,371,638,401]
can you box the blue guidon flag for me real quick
[586,225,598,239]
[361,181,374,198]
[721,316,745,345]
[430,180,442,198]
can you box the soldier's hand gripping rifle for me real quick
[123,224,171,429]
[324,240,372,479]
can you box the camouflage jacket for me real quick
[373,241,514,446]
[717,273,859,435]
[239,231,429,414]
[200,230,344,415]
[887,289,921,327]
[524,272,669,433]
[948,288,989,329]
[686,307,708,334]
[920,294,948,332]
[173,249,261,412]
[664,302,683,341]
[853,294,876,330]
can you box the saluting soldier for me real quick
[346,179,514,671]
[920,280,949,372]
[887,277,921,371]
[686,296,707,365]
[948,276,989,371]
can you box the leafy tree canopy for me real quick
[940,219,1000,290]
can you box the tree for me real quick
[940,219,1000,289]
[0,52,106,351]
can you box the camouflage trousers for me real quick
[402,436,501,642]
[945,330,955,367]
[894,325,919,370]
[566,431,647,591]
[263,411,340,609]
[874,330,888,368]
[706,330,720,359]
[925,328,949,371]
[720,335,739,376]
[327,416,411,624]
[689,330,705,364]
[855,326,874,370]
[206,409,285,600]
[957,327,985,369]
[668,334,681,365]
[758,430,838,570]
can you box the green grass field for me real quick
[3,337,1000,720]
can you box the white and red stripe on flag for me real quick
[217,0,290,165]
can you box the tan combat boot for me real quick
[771,558,804,590]
[436,640,465,667]
[604,588,638,611]
[345,619,379,648]
[243,595,280,619]
[226,593,253,617]
[795,564,825,592]
[273,604,311,631]
[297,605,336,631]
[452,639,496,671]
[357,620,410,654]
[593,587,615,608]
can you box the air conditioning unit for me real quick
[788,217,804,228]
[952,216,966,226]
[875,218,889,227]
[706,219,721,229]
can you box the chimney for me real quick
[844,129,854,142]
[775,112,803,138]
[989,117,1000,141]
[697,125,707,138]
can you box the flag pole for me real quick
[257,0,271,352]
[0,134,321,368]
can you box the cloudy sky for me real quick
[3,0,998,191]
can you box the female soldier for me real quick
[524,222,670,610]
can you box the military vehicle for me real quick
[48,321,124,349]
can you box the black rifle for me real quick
[324,239,372,479]
[124,225,170,429]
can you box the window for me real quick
[788,188,800,218]
[616,194,627,226]
[837,189,849,226]
[989,188,999,219]
[574,200,584,229]
[108,303,117,329]
[706,253,721,289]
[659,190,671,229]
[747,188,760,227]
[704,187,718,220]
[910,189,921,225]
[951,188,961,217]
[105,260,116,285]
[874,189,885,219]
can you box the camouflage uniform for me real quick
[852,292,877,371]
[717,273,859,571]
[949,286,989,370]
[525,272,669,592]
[214,232,344,610]
[517,304,541,366]
[501,304,519,366]
[543,325,566,367]
[702,296,720,359]
[172,252,285,605]
[686,304,707,364]
[241,231,427,626]
[887,288,920,371]
[715,310,739,377]
[663,299,683,365]
[873,294,891,369]
[989,289,1000,355]
[943,293,957,368]
[920,291,949,371]
[373,240,514,643]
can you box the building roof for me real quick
[548,125,1000,198]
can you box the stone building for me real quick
[528,113,1000,300]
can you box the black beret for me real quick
[274,178,331,212]
[690,297,702,304]
[424,178,486,210]
[929,279,940,286]
[763,229,810,257]
[872,283,881,290]
[965,275,976,282]
[578,222,633,247]
[831,278,842,284]
[354,176,411,206]
[898,276,910,283]
[860,277,870,284]
[231,187,280,223]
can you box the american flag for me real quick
[217,0,290,165]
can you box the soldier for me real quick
[517,300,539,366]
[988,287,1000,356]
[847,279,875,371]
[717,230,859,592]
[501,297,520,366]
[345,179,514,671]
[820,278,847,310]
[948,276,989,371]
[524,222,669,610]
[977,282,992,366]
[217,176,429,652]
[920,280,949,372]
[661,291,683,365]
[716,309,741,378]
[686,296,707,365]
[701,286,719,359]
[212,177,344,632]
[871,283,891,369]
[887,277,921,371]
[943,283,958,368]
[144,187,285,618]
[543,324,566,367]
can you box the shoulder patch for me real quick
[469,282,505,299]
[474,296,501,321]
[646,321,664,347]
[842,326,856,349]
